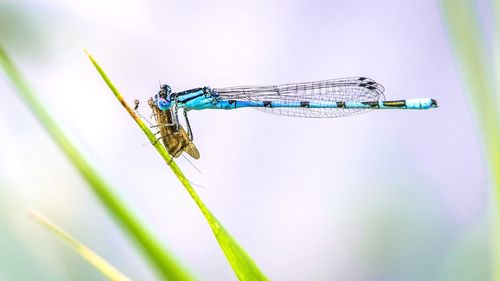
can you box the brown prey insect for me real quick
[147,98,200,159]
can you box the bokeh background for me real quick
[0,0,492,280]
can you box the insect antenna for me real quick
[133,99,154,127]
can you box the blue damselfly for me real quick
[150,77,438,158]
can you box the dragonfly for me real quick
[150,77,438,159]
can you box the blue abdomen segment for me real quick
[402,98,438,109]
[205,98,438,110]
[170,88,438,111]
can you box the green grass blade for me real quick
[0,44,196,281]
[86,51,269,281]
[440,1,500,279]
[30,210,133,281]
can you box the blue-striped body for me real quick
[154,77,438,119]
[192,97,436,110]
[150,77,438,159]
[169,89,437,111]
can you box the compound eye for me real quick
[157,97,171,110]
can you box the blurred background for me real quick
[0,0,492,280]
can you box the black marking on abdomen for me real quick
[300,101,310,108]
[263,101,272,108]
[362,101,380,108]
[336,101,345,108]
[228,100,237,108]
[383,100,406,107]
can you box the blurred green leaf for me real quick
[31,210,133,281]
[0,44,195,281]
[87,51,269,281]
[440,1,500,279]
[0,183,55,281]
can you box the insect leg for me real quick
[183,109,194,141]
[170,103,180,132]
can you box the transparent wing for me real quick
[212,77,386,118]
